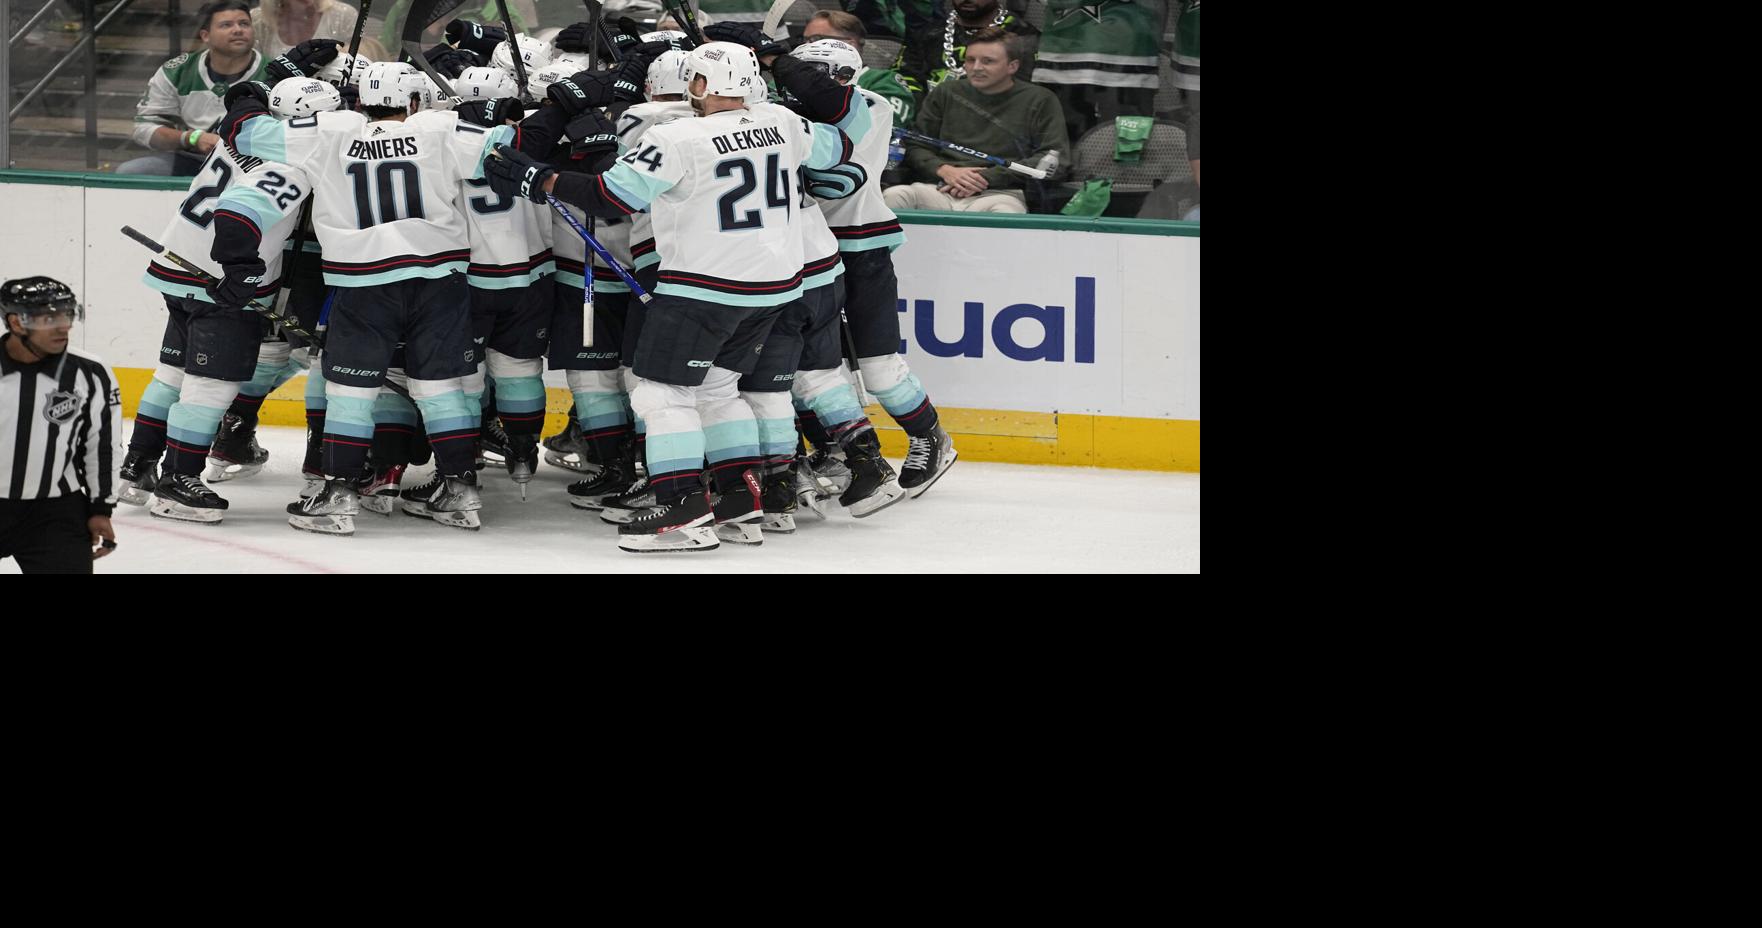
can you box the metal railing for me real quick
[5,0,187,171]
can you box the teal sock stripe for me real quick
[807,384,866,429]
[270,359,303,393]
[324,394,376,439]
[139,378,181,422]
[875,374,928,419]
[305,369,328,411]
[465,392,484,414]
[646,430,705,477]
[496,376,547,414]
[756,417,797,458]
[703,419,761,464]
[373,392,420,426]
[572,390,630,430]
[238,359,284,399]
[165,402,227,447]
[415,391,478,435]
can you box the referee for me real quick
[1,277,122,573]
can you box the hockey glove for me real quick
[425,45,484,79]
[548,71,616,116]
[455,97,520,128]
[208,259,266,311]
[486,144,557,204]
[771,55,856,124]
[703,22,790,61]
[553,21,595,54]
[266,38,342,82]
[445,19,508,60]
[567,109,619,158]
[611,56,647,104]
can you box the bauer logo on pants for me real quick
[43,390,80,426]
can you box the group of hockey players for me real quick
[114,15,958,553]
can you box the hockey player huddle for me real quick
[116,18,957,553]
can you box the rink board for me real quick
[1,173,1201,472]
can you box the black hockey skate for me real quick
[713,469,765,546]
[288,478,359,536]
[507,433,539,500]
[838,428,907,519]
[543,419,604,476]
[478,416,512,469]
[761,462,798,534]
[149,473,230,524]
[358,464,406,516]
[205,413,268,483]
[597,475,657,525]
[567,459,633,511]
[617,490,718,553]
[401,471,484,531]
[118,449,161,507]
[900,425,958,498]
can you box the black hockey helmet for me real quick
[1,276,83,328]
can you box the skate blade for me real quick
[906,452,957,499]
[148,499,224,524]
[360,494,396,516]
[618,526,720,553]
[545,451,604,475]
[796,491,828,520]
[288,514,355,536]
[569,495,614,511]
[204,458,263,483]
[119,484,154,506]
[715,521,765,545]
[762,513,797,534]
[433,509,483,531]
[847,481,908,519]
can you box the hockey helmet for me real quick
[791,39,862,84]
[455,66,519,103]
[1,276,82,329]
[357,62,427,112]
[270,78,343,118]
[684,41,760,101]
[490,34,555,77]
[647,49,690,99]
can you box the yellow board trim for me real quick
[114,369,1199,473]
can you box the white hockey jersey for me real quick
[753,102,843,291]
[143,143,309,304]
[590,100,870,307]
[463,177,554,290]
[228,109,513,287]
[818,87,906,254]
[615,100,694,273]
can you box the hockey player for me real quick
[562,48,695,512]
[223,61,517,536]
[485,37,873,553]
[121,77,322,524]
[801,38,958,499]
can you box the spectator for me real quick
[120,0,268,176]
[252,0,360,58]
[1171,0,1199,114]
[802,9,917,127]
[883,28,1066,214]
[1035,0,1164,142]
[896,0,1036,99]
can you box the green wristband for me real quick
[186,129,203,149]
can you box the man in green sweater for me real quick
[883,28,1067,214]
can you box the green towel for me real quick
[1115,116,1155,162]
[1062,179,1113,217]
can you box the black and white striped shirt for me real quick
[1,334,122,515]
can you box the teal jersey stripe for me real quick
[836,232,907,253]
[216,184,280,232]
[603,162,667,209]
[803,260,845,291]
[233,117,287,164]
[324,262,468,287]
[656,281,803,307]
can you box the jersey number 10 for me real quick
[346,161,425,228]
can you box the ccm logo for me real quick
[686,360,712,368]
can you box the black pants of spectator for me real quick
[0,497,92,574]
[1051,85,1158,144]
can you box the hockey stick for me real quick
[491,0,531,101]
[403,41,466,106]
[892,127,1048,179]
[121,226,321,343]
[661,0,707,47]
[544,194,653,303]
[346,0,373,61]
[402,0,471,55]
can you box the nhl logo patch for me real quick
[43,390,79,426]
[196,353,210,366]
[537,328,548,340]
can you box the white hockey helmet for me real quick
[491,34,554,77]
[358,61,426,112]
[314,51,364,87]
[270,77,342,118]
[642,29,689,46]
[551,51,593,72]
[527,62,576,103]
[791,38,862,84]
[421,75,453,110]
[684,41,761,101]
[647,49,690,99]
[455,65,519,102]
